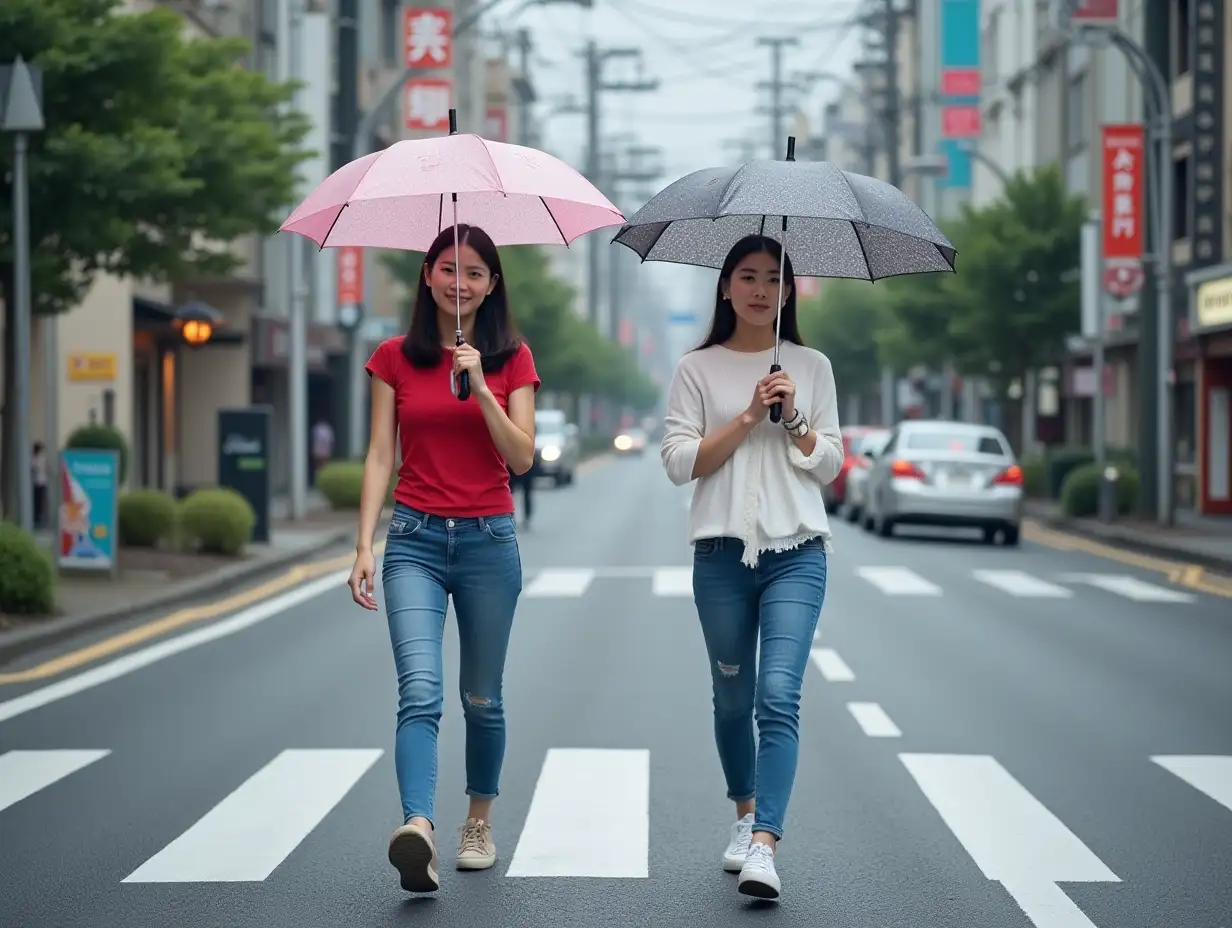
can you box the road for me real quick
[2,450,1230,928]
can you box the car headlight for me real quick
[540,444,561,462]
[614,434,632,451]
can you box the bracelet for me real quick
[785,414,808,438]
[781,410,803,430]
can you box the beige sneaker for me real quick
[388,820,439,892]
[455,817,497,870]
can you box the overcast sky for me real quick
[501,0,868,316]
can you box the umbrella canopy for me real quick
[611,158,956,279]
[280,132,625,250]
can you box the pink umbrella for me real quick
[279,110,623,401]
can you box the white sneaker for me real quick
[722,813,754,872]
[738,842,781,899]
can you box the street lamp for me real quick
[175,300,223,348]
[1,56,45,534]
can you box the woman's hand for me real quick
[760,370,797,422]
[348,548,378,610]
[743,375,773,424]
[453,343,488,396]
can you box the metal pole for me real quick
[12,132,33,533]
[1082,214,1106,468]
[287,0,308,519]
[43,314,59,537]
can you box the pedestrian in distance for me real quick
[347,223,541,894]
[659,234,844,902]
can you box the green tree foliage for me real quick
[381,244,660,411]
[944,163,1085,380]
[0,0,312,508]
[797,279,885,394]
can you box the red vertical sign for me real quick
[404,78,452,131]
[1101,124,1144,261]
[485,106,508,142]
[1070,0,1119,24]
[337,247,363,305]
[403,7,452,69]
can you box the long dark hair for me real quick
[695,234,804,351]
[402,224,522,372]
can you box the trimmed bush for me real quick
[1045,444,1137,499]
[118,490,179,548]
[315,460,397,509]
[1059,461,1139,518]
[1020,453,1047,498]
[178,487,256,556]
[0,522,56,616]
[65,423,129,484]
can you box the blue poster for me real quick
[58,448,120,571]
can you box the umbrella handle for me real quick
[454,333,471,401]
[768,363,783,424]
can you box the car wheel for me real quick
[1002,525,1021,546]
[846,505,860,523]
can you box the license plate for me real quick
[942,470,972,487]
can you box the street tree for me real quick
[797,279,884,397]
[0,0,312,511]
[944,163,1085,383]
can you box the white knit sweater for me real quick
[660,341,845,567]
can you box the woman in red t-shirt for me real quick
[348,223,540,894]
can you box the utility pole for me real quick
[511,28,535,146]
[605,141,663,344]
[580,41,658,332]
[2,57,45,533]
[756,37,798,155]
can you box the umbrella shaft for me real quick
[773,226,788,367]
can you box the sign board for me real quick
[403,7,452,69]
[337,247,363,305]
[58,448,119,574]
[1188,0,1224,267]
[66,352,117,382]
[218,406,272,544]
[938,0,981,186]
[1101,123,1145,297]
[942,105,982,138]
[1195,275,1232,330]
[940,68,981,97]
[404,77,452,131]
[485,106,508,142]
[667,311,697,326]
[1069,0,1119,24]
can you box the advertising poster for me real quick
[58,448,120,573]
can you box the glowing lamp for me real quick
[181,319,213,345]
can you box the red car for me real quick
[822,426,887,513]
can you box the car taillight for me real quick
[890,459,927,480]
[992,464,1023,486]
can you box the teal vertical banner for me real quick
[58,448,120,572]
[939,0,981,189]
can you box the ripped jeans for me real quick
[692,535,828,841]
[380,503,523,826]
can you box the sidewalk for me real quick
[0,492,365,664]
[1024,499,1232,574]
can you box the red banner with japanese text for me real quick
[1101,124,1144,262]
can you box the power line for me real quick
[614,0,864,31]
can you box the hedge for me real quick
[1059,460,1140,518]
[315,460,397,510]
[178,487,257,556]
[0,522,56,616]
[118,489,179,548]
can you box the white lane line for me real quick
[524,568,596,598]
[122,748,382,882]
[0,570,351,725]
[810,648,855,682]
[0,749,111,813]
[506,748,649,878]
[846,702,901,737]
[1062,573,1195,603]
[651,567,693,597]
[900,753,1117,928]
[1151,755,1232,813]
[856,566,942,596]
[972,570,1073,598]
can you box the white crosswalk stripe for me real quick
[122,749,383,883]
[856,566,943,596]
[507,566,1201,604]
[4,747,1232,890]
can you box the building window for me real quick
[1064,72,1085,153]
[382,0,399,66]
[1173,154,1191,241]
[1174,0,1191,76]
[1174,378,1195,464]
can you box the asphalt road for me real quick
[2,450,1230,928]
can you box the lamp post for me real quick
[2,56,45,533]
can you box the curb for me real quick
[0,527,354,667]
[1027,510,1232,576]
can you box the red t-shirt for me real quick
[365,336,541,517]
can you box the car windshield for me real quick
[904,430,1008,455]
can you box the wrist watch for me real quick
[783,413,808,438]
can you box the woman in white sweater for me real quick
[660,233,844,902]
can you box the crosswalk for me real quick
[521,566,1199,603]
[3,744,1229,924]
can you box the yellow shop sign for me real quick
[1195,275,1232,330]
[66,353,117,382]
